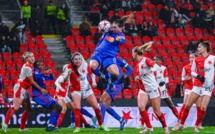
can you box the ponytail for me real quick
[132,41,153,55]
[200,41,211,53]
[113,13,134,27]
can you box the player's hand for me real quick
[116,36,123,41]
[135,76,140,81]
[41,89,48,94]
[197,75,205,82]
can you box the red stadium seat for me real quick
[148,4,156,12]
[142,36,151,43]
[93,89,101,99]
[133,36,142,44]
[90,27,97,36]
[156,4,163,11]
[157,27,166,37]
[65,36,74,43]
[115,92,122,99]
[175,28,184,37]
[108,10,114,19]
[35,35,44,44]
[3,52,12,61]
[132,89,139,99]
[118,10,124,18]
[166,28,175,37]
[74,35,84,44]
[184,27,194,36]
[71,27,79,36]
[123,89,133,99]
[194,28,203,37]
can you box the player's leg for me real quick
[162,97,178,119]
[138,90,153,133]
[178,92,190,121]
[86,93,110,131]
[90,54,102,77]
[100,91,111,122]
[196,96,203,129]
[20,97,31,131]
[71,92,82,132]
[56,99,67,128]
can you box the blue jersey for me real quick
[95,31,125,57]
[32,68,54,96]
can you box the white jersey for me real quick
[138,57,160,91]
[17,62,33,89]
[191,54,215,88]
[154,65,169,90]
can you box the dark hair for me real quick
[34,61,41,68]
[70,52,81,76]
[154,55,162,61]
[200,41,211,53]
[113,13,134,28]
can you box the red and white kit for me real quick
[182,64,193,95]
[137,57,161,99]
[65,62,96,99]
[54,69,71,103]
[155,65,169,99]
[14,63,33,99]
[191,55,215,97]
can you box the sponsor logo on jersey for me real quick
[106,36,114,42]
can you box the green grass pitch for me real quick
[1,127,215,134]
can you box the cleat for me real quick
[198,125,204,129]
[2,122,7,133]
[164,127,170,134]
[139,127,154,133]
[193,126,199,132]
[91,116,97,126]
[73,127,80,133]
[136,124,145,129]
[99,125,110,131]
[85,124,96,128]
[19,128,31,132]
[184,124,187,128]
[174,124,184,131]
[68,124,75,129]
[120,118,126,130]
[55,127,60,132]
[46,126,58,132]
[172,122,179,131]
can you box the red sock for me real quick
[140,117,145,126]
[95,108,102,126]
[56,113,65,127]
[195,110,206,126]
[172,107,179,119]
[157,113,167,128]
[5,107,16,125]
[74,109,81,127]
[81,115,88,125]
[180,108,190,125]
[196,106,201,119]
[140,110,152,128]
[178,104,185,120]
[20,111,29,129]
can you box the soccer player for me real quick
[32,61,62,132]
[175,53,203,129]
[65,52,109,132]
[54,67,96,129]
[90,14,133,91]
[2,52,48,132]
[100,56,132,130]
[153,56,179,119]
[175,41,215,132]
[132,42,170,134]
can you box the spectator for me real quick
[138,20,149,36]
[186,40,197,54]
[79,17,91,36]
[129,20,139,36]
[45,0,57,34]
[192,13,203,28]
[0,35,11,54]
[148,20,158,37]
[151,0,164,5]
[21,0,32,26]
[30,19,42,37]
[203,13,213,34]
[130,0,142,11]
[93,30,102,44]
[165,0,176,8]
[197,7,206,18]
[123,23,131,36]
[12,19,25,33]
[57,3,68,34]
[16,28,26,44]
[0,21,9,37]
[0,75,3,104]
[108,0,122,11]
[31,4,43,23]
[206,6,215,19]
[89,3,100,26]
[191,0,201,12]
[159,5,171,24]
[178,14,188,29]
[100,4,109,19]
[0,14,1,23]
[61,19,72,38]
[167,11,178,28]
[10,36,20,53]
[110,12,120,23]
[122,0,131,12]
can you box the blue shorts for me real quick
[106,83,124,101]
[91,53,116,69]
[33,94,57,109]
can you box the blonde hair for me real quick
[113,13,134,27]
[22,51,33,59]
[132,41,154,55]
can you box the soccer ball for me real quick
[98,20,111,33]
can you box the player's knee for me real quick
[53,104,62,113]
[201,106,207,111]
[62,106,67,113]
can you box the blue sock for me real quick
[92,68,101,77]
[100,104,106,123]
[81,108,93,118]
[106,107,121,122]
[70,111,75,123]
[49,112,59,126]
